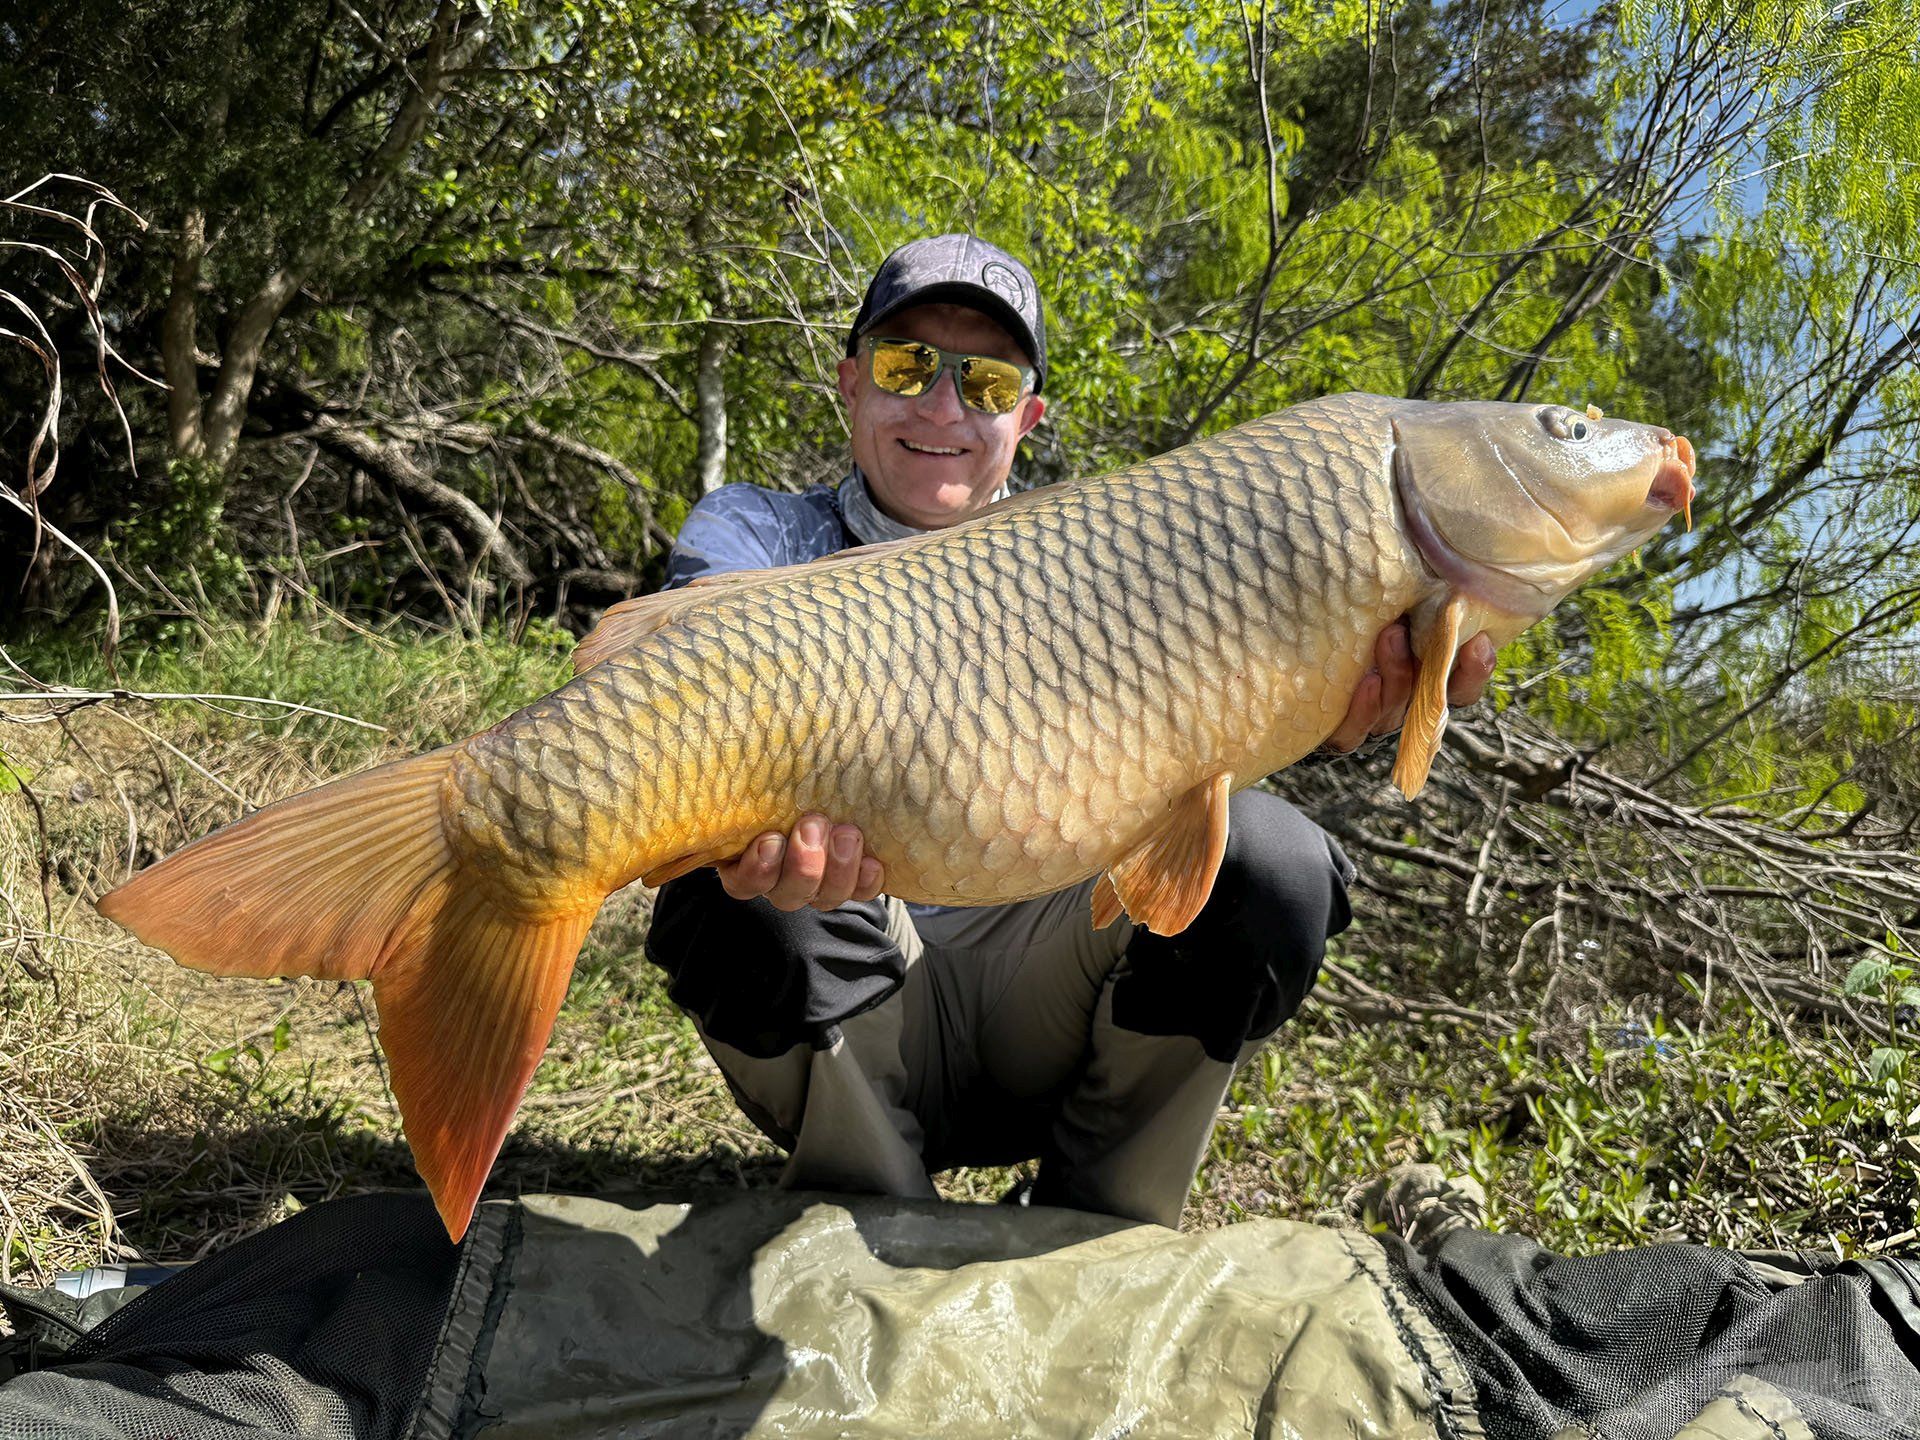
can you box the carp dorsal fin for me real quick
[571,484,1084,675]
[1090,771,1233,936]
[570,536,927,675]
[1391,592,1468,800]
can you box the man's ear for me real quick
[836,355,861,408]
[1016,393,1047,441]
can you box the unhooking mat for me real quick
[2,1187,1918,1439]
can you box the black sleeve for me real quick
[643,866,910,1059]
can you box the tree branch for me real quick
[199,1,489,470]
[307,414,531,584]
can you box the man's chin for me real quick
[873,472,986,528]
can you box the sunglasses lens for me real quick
[871,340,938,396]
[958,356,1025,414]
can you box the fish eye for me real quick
[1541,407,1592,443]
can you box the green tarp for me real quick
[462,1191,1479,1438]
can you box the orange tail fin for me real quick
[96,747,597,1241]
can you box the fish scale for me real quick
[444,393,1418,914]
[98,388,1694,1239]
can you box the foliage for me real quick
[4,0,1920,1264]
[1214,996,1916,1255]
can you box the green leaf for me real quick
[1845,958,1893,996]
[1868,1048,1908,1083]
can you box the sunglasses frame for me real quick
[862,335,1034,415]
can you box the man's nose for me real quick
[913,368,966,423]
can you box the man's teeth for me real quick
[901,441,964,455]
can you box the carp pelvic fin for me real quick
[1391,593,1467,800]
[1092,771,1233,936]
[96,745,600,1243]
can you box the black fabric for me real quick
[1856,1256,1920,1361]
[0,1193,463,1440]
[645,864,910,1059]
[1387,1226,1920,1440]
[1111,789,1355,1062]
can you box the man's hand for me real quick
[714,813,886,912]
[1321,620,1497,755]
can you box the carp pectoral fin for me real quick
[1095,771,1233,937]
[374,898,594,1242]
[1090,873,1124,930]
[1391,593,1467,801]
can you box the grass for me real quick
[1,611,1912,1288]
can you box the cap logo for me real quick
[979,261,1028,314]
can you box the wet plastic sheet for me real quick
[6,1187,1912,1438]
[458,1191,1477,1439]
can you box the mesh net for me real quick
[4,1189,1919,1439]
[1387,1228,1920,1440]
[0,1193,464,1440]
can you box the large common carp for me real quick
[98,392,1695,1240]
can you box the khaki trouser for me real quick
[700,879,1265,1229]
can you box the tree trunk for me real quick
[194,1,488,473]
[162,207,211,459]
[693,318,729,494]
[309,417,532,585]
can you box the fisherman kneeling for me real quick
[644,236,1496,1227]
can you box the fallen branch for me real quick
[0,678,387,734]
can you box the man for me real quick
[644,235,1496,1227]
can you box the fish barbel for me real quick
[97,392,1696,1239]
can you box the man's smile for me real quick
[899,439,967,457]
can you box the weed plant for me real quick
[1,614,1909,1280]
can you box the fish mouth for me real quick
[1647,433,1696,531]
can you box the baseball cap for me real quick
[847,234,1047,393]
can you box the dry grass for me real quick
[2,614,1904,1293]
[0,617,800,1280]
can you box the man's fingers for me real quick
[809,823,866,911]
[716,815,881,911]
[1371,622,1414,735]
[716,831,786,901]
[1447,631,1497,706]
[1324,669,1382,753]
[765,813,830,911]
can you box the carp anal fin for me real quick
[96,747,600,1243]
[1391,593,1467,801]
[640,839,756,888]
[571,536,930,675]
[1090,771,1232,936]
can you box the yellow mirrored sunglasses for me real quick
[863,336,1033,416]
